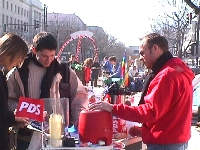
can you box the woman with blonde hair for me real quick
[0,33,29,150]
[82,58,93,86]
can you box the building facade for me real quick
[0,0,43,44]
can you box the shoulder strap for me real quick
[62,62,70,83]
[61,62,73,126]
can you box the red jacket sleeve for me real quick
[84,67,91,83]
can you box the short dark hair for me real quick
[70,54,76,58]
[140,33,169,52]
[104,56,109,60]
[108,56,117,62]
[32,32,57,52]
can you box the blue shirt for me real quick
[110,62,121,78]
[102,60,112,73]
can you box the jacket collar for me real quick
[139,51,173,105]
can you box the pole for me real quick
[44,4,47,31]
[178,20,182,58]
[45,6,48,31]
[196,14,200,67]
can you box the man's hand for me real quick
[88,101,113,113]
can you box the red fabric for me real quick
[84,66,91,83]
[112,58,195,144]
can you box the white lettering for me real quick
[35,105,41,115]
[19,102,41,115]
[27,104,37,113]
[19,102,29,111]
[113,119,118,133]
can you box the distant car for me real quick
[138,70,144,78]
[191,67,200,75]
[192,74,200,125]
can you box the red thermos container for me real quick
[78,110,113,145]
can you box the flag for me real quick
[121,50,129,87]
[15,97,44,122]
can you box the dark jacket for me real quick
[0,70,15,150]
[91,62,101,79]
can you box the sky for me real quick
[39,0,163,46]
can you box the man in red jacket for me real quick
[89,33,195,150]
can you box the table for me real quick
[121,137,146,150]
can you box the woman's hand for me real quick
[88,101,113,113]
[15,117,29,128]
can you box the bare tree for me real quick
[151,0,192,58]
[184,0,200,66]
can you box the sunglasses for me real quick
[140,50,145,57]
[139,46,153,57]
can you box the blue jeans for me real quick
[147,142,188,150]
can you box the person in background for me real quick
[102,56,112,77]
[0,33,29,150]
[142,69,150,83]
[89,33,194,150]
[67,54,84,82]
[82,57,93,86]
[133,72,144,92]
[108,56,121,78]
[7,32,88,150]
[67,54,80,70]
[128,65,138,78]
[91,57,101,87]
[128,65,139,91]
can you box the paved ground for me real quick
[188,126,200,150]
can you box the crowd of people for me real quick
[66,52,149,92]
[0,32,195,150]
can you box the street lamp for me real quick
[173,12,182,58]
[44,4,48,31]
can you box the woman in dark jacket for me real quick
[0,33,29,150]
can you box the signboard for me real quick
[15,97,44,122]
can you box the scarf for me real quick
[138,51,173,105]
[18,53,62,98]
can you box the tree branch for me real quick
[184,0,200,14]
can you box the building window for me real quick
[11,3,13,11]
[6,16,8,24]
[10,17,12,24]
[14,19,16,29]
[24,9,26,17]
[10,17,12,29]
[21,21,23,30]
[27,11,29,18]
[2,14,4,25]
[18,20,20,29]
[21,8,23,16]
[7,1,8,10]
[15,5,16,13]
[3,0,4,8]
[133,50,139,55]
[18,6,20,14]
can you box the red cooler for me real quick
[78,110,113,145]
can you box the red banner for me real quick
[15,97,44,122]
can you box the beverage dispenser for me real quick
[106,82,131,139]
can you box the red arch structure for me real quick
[57,31,98,61]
